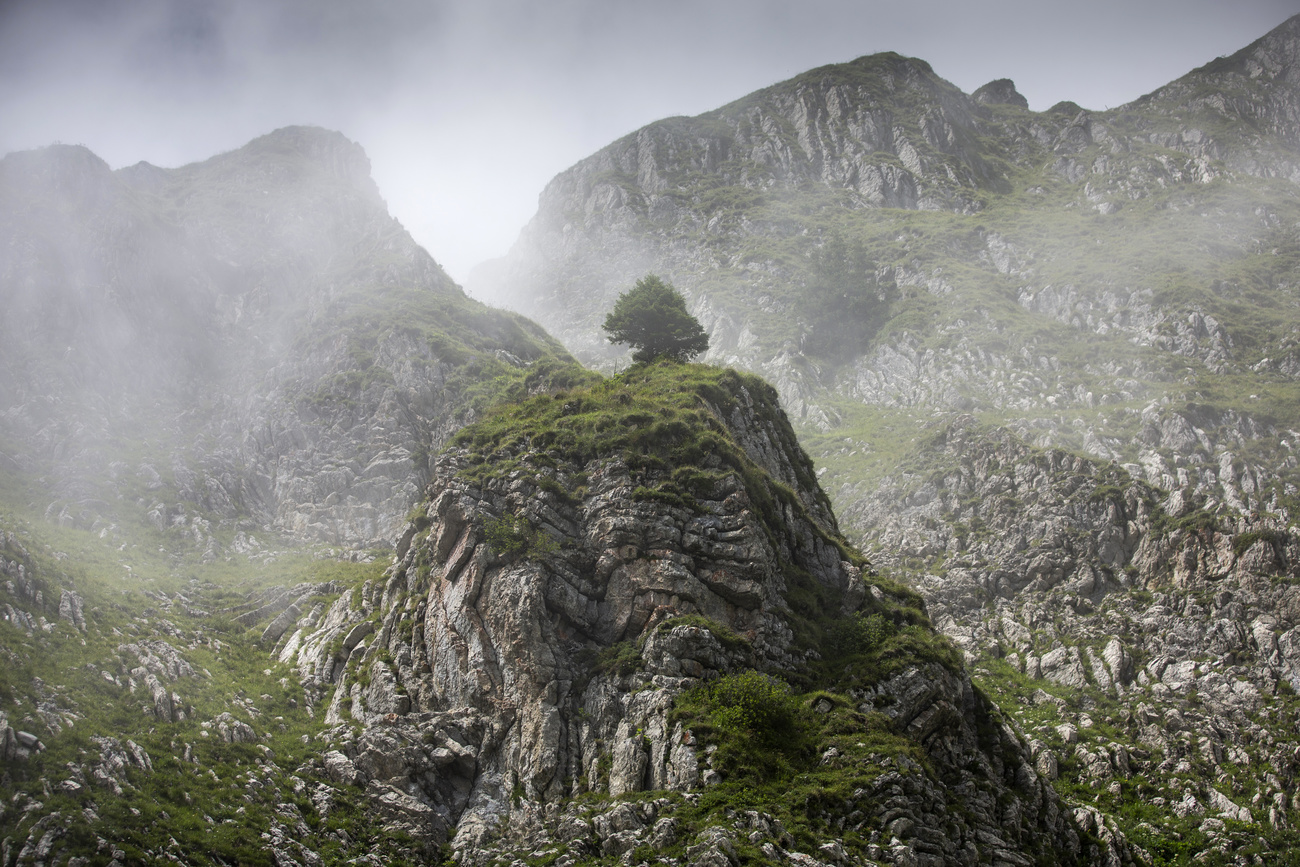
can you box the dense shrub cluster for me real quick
[701,671,801,747]
[827,611,895,656]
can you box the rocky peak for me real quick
[1123,13,1300,170]
[0,143,116,205]
[972,77,1029,109]
[275,362,1102,863]
[1133,12,1300,107]
[247,125,376,184]
[197,125,384,204]
[1198,12,1300,87]
[531,48,1000,221]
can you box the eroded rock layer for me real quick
[278,365,1106,865]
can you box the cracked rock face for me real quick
[279,373,1093,864]
[848,412,1300,848]
[286,449,858,853]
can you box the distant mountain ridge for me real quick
[0,126,579,548]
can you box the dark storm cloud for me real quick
[2,0,1297,281]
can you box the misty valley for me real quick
[3,14,1300,867]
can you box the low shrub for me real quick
[483,512,558,560]
[827,612,894,656]
[704,670,801,747]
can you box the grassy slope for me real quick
[0,477,415,865]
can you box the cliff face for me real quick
[0,127,579,548]
[273,363,1109,866]
[468,14,1300,857]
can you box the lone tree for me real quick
[602,275,709,363]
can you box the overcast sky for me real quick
[2,0,1296,284]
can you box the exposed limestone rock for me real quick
[88,736,151,795]
[848,413,1300,851]
[279,371,1091,864]
[211,713,257,744]
[972,78,1029,109]
[0,713,41,763]
[57,590,85,632]
[118,640,196,683]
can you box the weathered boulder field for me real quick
[271,364,1125,866]
[845,415,1300,858]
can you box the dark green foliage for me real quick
[827,611,895,656]
[1156,505,1220,537]
[666,675,923,862]
[592,640,642,677]
[483,512,558,560]
[805,231,898,361]
[703,671,801,746]
[1232,528,1288,557]
[602,274,710,363]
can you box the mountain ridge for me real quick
[0,125,582,549]
[3,15,1300,864]
[469,13,1300,861]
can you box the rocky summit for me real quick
[268,361,1099,865]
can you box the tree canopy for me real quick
[602,275,710,363]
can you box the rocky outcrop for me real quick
[972,79,1029,109]
[281,366,1092,863]
[1128,14,1300,180]
[845,414,1300,853]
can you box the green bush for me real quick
[483,513,558,560]
[1232,528,1288,557]
[705,671,800,746]
[828,612,894,656]
[592,641,642,677]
